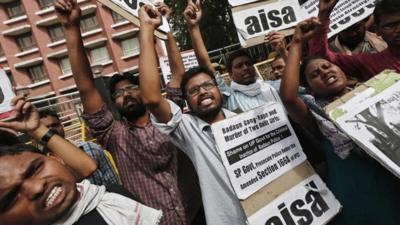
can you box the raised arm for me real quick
[183,0,215,74]
[280,18,320,127]
[265,31,288,61]
[155,2,185,88]
[55,0,104,114]
[138,5,172,123]
[0,96,97,181]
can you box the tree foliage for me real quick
[164,0,239,51]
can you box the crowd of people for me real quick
[0,0,399,224]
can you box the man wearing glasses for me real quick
[55,1,188,224]
[309,0,400,81]
[138,4,247,225]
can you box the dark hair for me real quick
[39,109,60,121]
[0,143,43,158]
[0,130,21,146]
[299,55,328,88]
[109,74,140,98]
[180,66,216,99]
[374,0,400,25]
[227,49,254,72]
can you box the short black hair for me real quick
[374,0,400,25]
[39,109,60,121]
[0,143,43,158]
[227,49,254,72]
[180,66,216,99]
[0,130,21,146]
[109,74,140,98]
[299,55,328,88]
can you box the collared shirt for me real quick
[151,99,247,225]
[216,72,282,112]
[76,141,120,186]
[82,105,186,225]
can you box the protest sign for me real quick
[301,0,376,38]
[0,69,16,121]
[159,50,198,84]
[211,102,307,199]
[326,70,400,178]
[231,0,301,47]
[96,0,169,40]
[228,0,260,7]
[247,175,341,225]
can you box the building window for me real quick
[0,44,4,57]
[27,64,48,83]
[80,14,99,33]
[6,71,15,86]
[121,37,140,56]
[5,0,25,19]
[90,46,110,65]
[16,33,36,52]
[58,57,72,75]
[37,0,53,9]
[111,11,126,23]
[48,25,65,42]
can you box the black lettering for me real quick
[351,8,365,17]
[290,200,313,225]
[265,216,284,225]
[282,6,296,24]
[258,9,270,30]
[245,16,261,35]
[338,16,351,25]
[278,203,296,225]
[305,181,330,217]
[124,0,138,10]
[268,10,282,27]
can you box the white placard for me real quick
[104,0,169,33]
[211,102,307,199]
[232,0,303,45]
[301,0,376,38]
[0,69,16,121]
[247,175,342,225]
[159,50,199,84]
[335,80,400,178]
[228,0,259,7]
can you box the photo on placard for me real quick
[343,99,400,166]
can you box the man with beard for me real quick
[55,0,187,224]
[138,5,247,225]
[309,0,400,81]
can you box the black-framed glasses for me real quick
[187,80,216,97]
[113,85,139,98]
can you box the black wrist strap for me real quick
[41,129,55,144]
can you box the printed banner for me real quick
[159,50,198,84]
[0,69,16,121]
[232,0,303,47]
[301,0,376,38]
[211,102,307,199]
[247,175,342,225]
[333,76,400,178]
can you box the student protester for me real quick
[184,0,280,112]
[138,4,247,225]
[264,32,288,92]
[329,19,387,55]
[55,0,187,224]
[38,109,120,186]
[309,0,400,81]
[280,17,400,225]
[0,96,162,225]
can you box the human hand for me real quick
[292,17,322,44]
[139,4,162,30]
[155,2,171,20]
[318,0,338,20]
[183,0,201,27]
[265,31,286,52]
[54,0,81,27]
[0,96,40,133]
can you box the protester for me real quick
[55,0,187,224]
[309,0,400,81]
[138,4,247,225]
[39,109,120,186]
[0,96,161,225]
[184,0,281,112]
[280,17,400,225]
